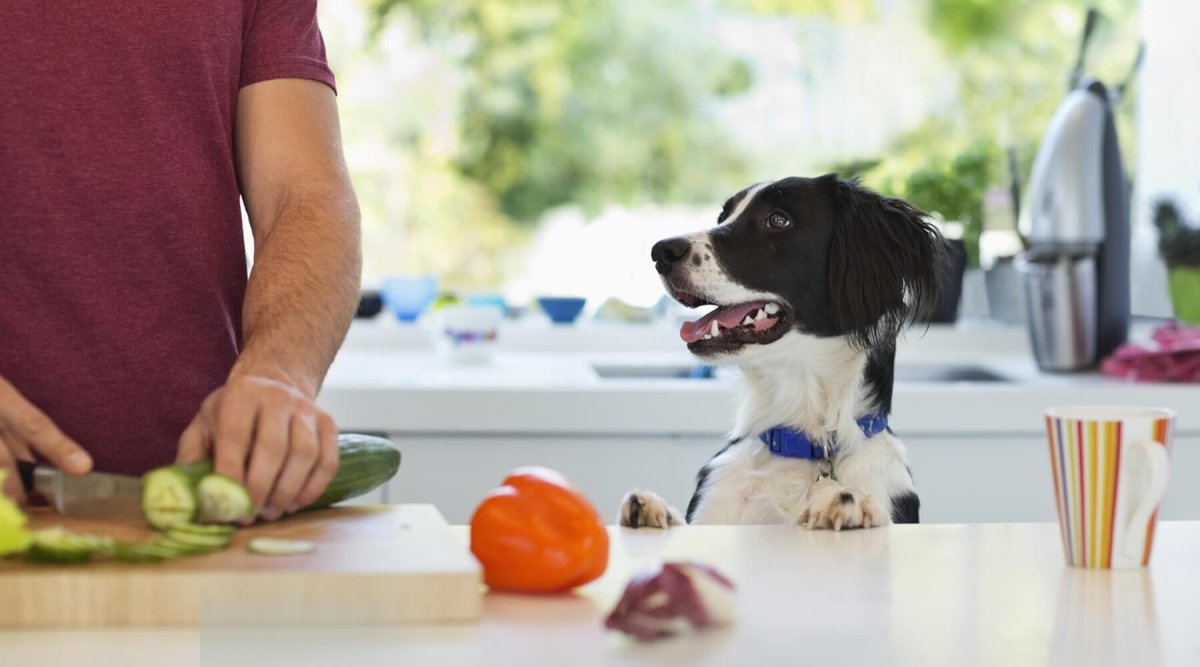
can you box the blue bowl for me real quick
[382,275,440,322]
[536,296,587,324]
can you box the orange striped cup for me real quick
[1046,406,1174,570]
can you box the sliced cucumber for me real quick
[143,509,193,531]
[113,543,179,563]
[196,474,255,524]
[170,522,237,538]
[164,528,231,549]
[25,528,114,564]
[154,537,223,556]
[141,464,208,530]
[246,537,317,556]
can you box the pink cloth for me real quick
[1100,324,1200,382]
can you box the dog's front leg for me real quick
[797,477,887,530]
[619,489,686,528]
[798,435,918,530]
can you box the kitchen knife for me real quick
[16,460,143,519]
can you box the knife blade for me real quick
[17,460,143,519]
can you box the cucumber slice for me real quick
[143,509,193,531]
[196,474,255,524]
[25,528,113,564]
[141,466,203,530]
[170,522,237,538]
[154,537,223,556]
[247,537,317,556]
[113,543,179,563]
[164,529,231,549]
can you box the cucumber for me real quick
[247,537,316,556]
[307,434,402,510]
[141,461,211,530]
[25,528,114,564]
[196,474,255,523]
[139,434,401,528]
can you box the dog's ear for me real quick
[826,178,945,349]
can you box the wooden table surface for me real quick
[3,518,1199,666]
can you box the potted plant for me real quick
[1152,198,1200,324]
[896,143,994,322]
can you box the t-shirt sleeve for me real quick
[240,0,337,93]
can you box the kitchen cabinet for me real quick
[380,433,1200,525]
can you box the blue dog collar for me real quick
[759,415,888,459]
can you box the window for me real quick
[318,0,1139,310]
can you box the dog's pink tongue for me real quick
[679,302,765,343]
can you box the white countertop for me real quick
[317,320,1200,436]
[6,521,1199,666]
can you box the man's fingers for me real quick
[264,413,320,518]
[175,415,210,465]
[294,414,339,510]
[0,380,91,476]
[0,436,28,505]
[244,404,291,515]
[212,389,258,484]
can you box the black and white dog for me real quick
[620,174,944,530]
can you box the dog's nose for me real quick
[651,237,692,275]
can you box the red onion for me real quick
[604,562,736,641]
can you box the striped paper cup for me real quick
[1045,406,1174,569]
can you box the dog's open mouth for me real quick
[673,290,790,352]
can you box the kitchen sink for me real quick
[592,363,717,379]
[893,363,1010,383]
[593,362,1012,383]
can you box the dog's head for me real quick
[653,174,945,362]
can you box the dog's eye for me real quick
[766,212,791,229]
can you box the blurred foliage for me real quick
[721,0,873,19]
[334,0,1139,287]
[891,143,995,267]
[1153,198,1200,268]
[366,0,754,223]
[854,0,1138,268]
[925,0,1019,52]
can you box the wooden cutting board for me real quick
[0,504,482,628]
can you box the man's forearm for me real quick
[233,185,361,397]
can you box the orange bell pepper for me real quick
[469,467,609,592]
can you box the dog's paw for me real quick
[619,490,684,529]
[798,480,886,531]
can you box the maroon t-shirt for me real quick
[0,2,336,474]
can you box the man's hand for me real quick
[182,78,358,522]
[0,375,93,504]
[175,371,338,522]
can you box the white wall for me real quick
[1131,0,1200,317]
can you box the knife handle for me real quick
[16,459,36,494]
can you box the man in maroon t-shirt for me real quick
[0,2,361,522]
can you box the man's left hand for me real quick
[176,373,339,522]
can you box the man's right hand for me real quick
[0,374,93,504]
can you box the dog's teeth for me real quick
[702,334,712,340]
[765,303,780,315]
[710,321,720,337]
[741,315,754,326]
[754,309,767,321]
